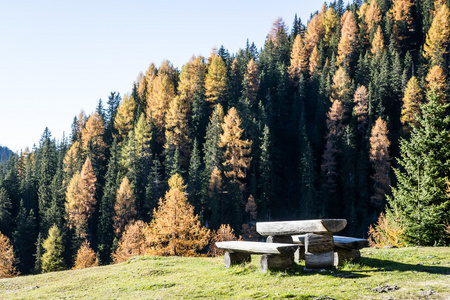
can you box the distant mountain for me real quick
[0,145,13,164]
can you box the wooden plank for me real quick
[292,235,368,250]
[256,219,347,236]
[215,241,299,255]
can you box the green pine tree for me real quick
[388,92,450,246]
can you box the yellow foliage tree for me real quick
[425,65,447,102]
[65,157,97,238]
[209,224,240,257]
[371,25,385,56]
[309,45,320,75]
[114,94,136,141]
[369,117,391,207]
[205,54,227,104]
[368,208,406,248]
[305,12,325,52]
[81,112,107,160]
[401,76,423,130]
[424,2,450,66]
[113,176,137,237]
[331,66,352,104]
[165,94,190,163]
[146,72,176,134]
[146,174,210,256]
[242,59,260,104]
[73,240,99,270]
[289,34,309,84]
[0,232,18,278]
[112,220,148,264]
[337,10,358,65]
[323,6,339,46]
[365,0,382,36]
[219,107,252,181]
[390,0,415,45]
[353,85,369,131]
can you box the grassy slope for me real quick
[0,247,449,299]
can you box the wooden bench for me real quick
[216,219,368,272]
[215,241,299,272]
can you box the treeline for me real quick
[0,146,12,165]
[1,0,450,275]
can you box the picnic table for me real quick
[216,219,368,272]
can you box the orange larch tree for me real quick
[73,240,99,270]
[113,176,137,237]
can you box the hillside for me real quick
[0,146,12,164]
[1,247,449,299]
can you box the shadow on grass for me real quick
[360,257,450,275]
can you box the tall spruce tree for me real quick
[388,92,450,245]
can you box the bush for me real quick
[368,207,406,248]
[209,224,240,257]
[73,240,99,270]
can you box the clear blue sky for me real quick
[0,0,325,153]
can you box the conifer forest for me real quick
[1,0,450,275]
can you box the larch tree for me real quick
[73,240,99,270]
[390,0,415,48]
[242,58,260,105]
[165,94,190,164]
[309,45,320,75]
[205,54,227,104]
[369,117,391,208]
[401,76,423,130]
[423,2,450,67]
[289,34,309,85]
[146,174,210,256]
[323,6,339,46]
[353,85,369,133]
[114,94,136,141]
[41,224,65,273]
[337,10,358,65]
[112,220,148,264]
[146,71,176,135]
[331,66,352,105]
[65,157,97,239]
[425,65,447,102]
[0,231,18,278]
[305,7,325,52]
[81,111,108,172]
[219,107,252,183]
[364,0,382,37]
[371,25,385,56]
[113,176,137,237]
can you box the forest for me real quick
[0,0,450,276]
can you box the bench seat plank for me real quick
[256,219,347,236]
[215,241,299,255]
[291,235,368,249]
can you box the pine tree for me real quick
[188,139,202,215]
[0,231,18,278]
[12,201,36,274]
[41,224,65,273]
[146,174,210,256]
[258,124,272,220]
[388,93,450,245]
[203,104,224,177]
[0,188,12,237]
[97,140,121,264]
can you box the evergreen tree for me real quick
[188,139,202,216]
[388,93,450,245]
[12,201,36,274]
[0,188,12,237]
